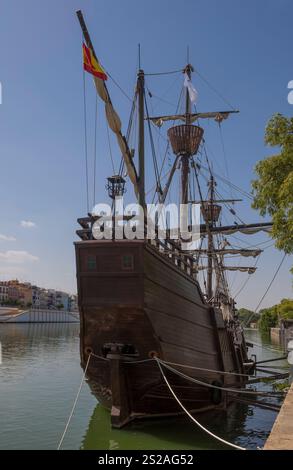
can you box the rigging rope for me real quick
[243,253,287,327]
[144,94,162,195]
[93,94,98,208]
[195,68,237,111]
[233,255,260,299]
[199,164,254,201]
[104,68,133,102]
[106,121,116,174]
[118,91,137,177]
[218,123,233,201]
[155,358,246,450]
[214,187,245,225]
[144,69,183,76]
[147,91,178,109]
[150,85,184,204]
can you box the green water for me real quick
[0,324,289,450]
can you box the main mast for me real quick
[137,68,146,209]
[181,64,193,206]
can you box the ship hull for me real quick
[75,240,249,427]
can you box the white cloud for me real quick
[0,250,39,264]
[20,220,36,228]
[0,234,16,242]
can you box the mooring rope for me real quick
[159,359,251,378]
[91,352,110,361]
[155,358,246,450]
[57,353,92,450]
[90,352,286,385]
[56,351,285,450]
[158,360,285,397]
[247,340,285,354]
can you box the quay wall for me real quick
[264,382,293,450]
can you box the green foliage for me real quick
[237,308,259,323]
[3,299,21,307]
[258,306,278,332]
[258,298,293,331]
[252,114,293,261]
[276,298,293,319]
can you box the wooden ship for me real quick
[74,11,272,428]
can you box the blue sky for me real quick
[0,0,292,309]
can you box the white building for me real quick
[69,295,78,312]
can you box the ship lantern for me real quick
[167,124,204,156]
[201,203,222,223]
[106,175,126,199]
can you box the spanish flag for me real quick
[82,43,107,81]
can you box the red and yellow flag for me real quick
[82,43,107,81]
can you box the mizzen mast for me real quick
[207,176,217,300]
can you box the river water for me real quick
[0,323,289,450]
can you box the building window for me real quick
[87,256,97,271]
[121,254,134,270]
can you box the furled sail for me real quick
[165,222,272,240]
[222,266,257,274]
[201,222,273,236]
[147,110,239,127]
[193,249,262,257]
[77,9,139,197]
[198,266,257,274]
[93,77,139,193]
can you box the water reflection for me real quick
[81,329,289,451]
[81,404,226,450]
[81,400,273,450]
[0,325,289,450]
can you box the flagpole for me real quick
[76,10,98,61]
[76,11,110,103]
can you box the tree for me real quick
[258,298,293,332]
[252,114,293,265]
[237,308,259,324]
[258,306,278,332]
[276,298,293,320]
